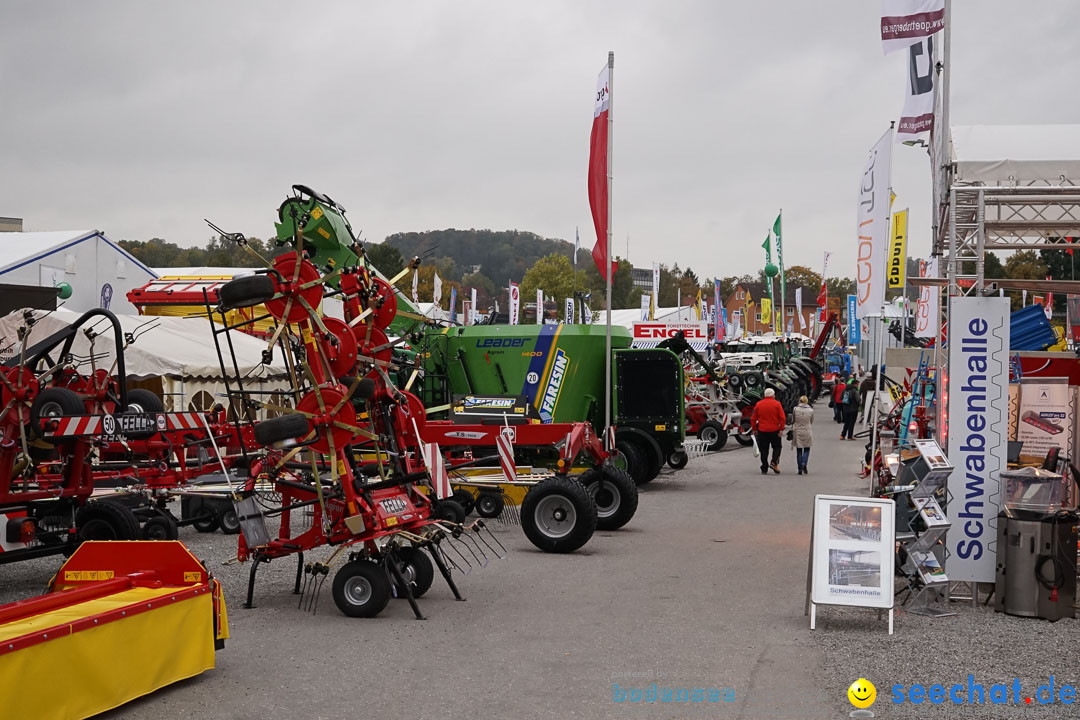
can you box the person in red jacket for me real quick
[751,388,787,474]
[831,378,846,424]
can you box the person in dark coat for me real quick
[840,375,861,440]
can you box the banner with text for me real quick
[856,129,893,318]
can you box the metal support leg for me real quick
[385,551,425,620]
[293,551,305,594]
[245,554,266,609]
[428,544,464,601]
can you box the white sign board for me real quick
[946,297,1009,583]
[1016,378,1072,459]
[811,495,895,610]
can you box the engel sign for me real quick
[633,322,708,341]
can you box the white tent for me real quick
[0,230,157,314]
[951,125,1080,184]
[0,308,289,413]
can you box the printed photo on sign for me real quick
[828,549,882,589]
[828,504,882,542]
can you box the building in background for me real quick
[0,217,23,232]
[630,267,652,291]
[723,281,821,335]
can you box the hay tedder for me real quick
[202,185,634,618]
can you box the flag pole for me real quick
[604,50,614,448]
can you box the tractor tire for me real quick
[615,439,648,485]
[734,416,755,446]
[192,510,220,533]
[580,463,638,531]
[75,500,141,542]
[697,420,728,452]
[219,274,275,310]
[667,450,689,469]
[433,499,465,524]
[615,428,663,485]
[218,503,241,534]
[253,413,310,447]
[30,387,85,444]
[391,547,434,599]
[124,388,165,438]
[521,475,596,553]
[451,489,475,515]
[141,514,179,540]
[332,559,391,618]
[475,492,504,519]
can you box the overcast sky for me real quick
[2,1,1077,281]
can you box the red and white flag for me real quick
[588,58,617,281]
[422,442,452,500]
[881,0,945,55]
[509,282,520,325]
[1045,278,1054,320]
[496,429,516,484]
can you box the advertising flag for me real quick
[773,212,785,319]
[651,262,660,320]
[588,60,616,281]
[898,37,935,144]
[760,297,771,325]
[433,272,443,306]
[880,0,945,55]
[714,278,723,340]
[888,209,908,288]
[795,287,806,331]
[470,287,478,324]
[536,288,544,324]
[449,286,458,324]
[640,293,651,321]
[509,282,520,325]
[412,269,419,304]
[574,227,580,266]
[1045,278,1054,320]
[463,300,473,326]
[848,295,861,344]
[565,298,574,323]
[914,256,939,338]
[856,128,893,319]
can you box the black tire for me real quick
[616,429,663,484]
[339,377,377,402]
[331,559,391,618]
[580,464,638,531]
[433,499,465,524]
[218,503,241,534]
[192,511,220,533]
[734,432,755,447]
[475,492,504,519]
[667,451,688,469]
[697,420,728,452]
[219,274,275,310]
[615,439,647,485]
[124,388,165,438]
[253,413,310,447]
[451,489,475,515]
[391,547,434,599]
[520,475,596,553]
[142,514,179,540]
[30,387,85,444]
[75,500,141,542]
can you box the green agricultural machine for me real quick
[416,324,685,485]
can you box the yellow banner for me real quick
[888,209,908,288]
[760,297,771,322]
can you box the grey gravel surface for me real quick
[1,404,1076,719]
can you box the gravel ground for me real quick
[1,404,1077,720]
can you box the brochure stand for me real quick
[897,440,956,617]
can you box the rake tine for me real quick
[473,519,507,558]
[442,536,473,574]
[456,531,487,567]
[433,541,464,574]
[471,522,505,560]
[458,530,489,567]
[311,569,328,615]
[297,564,312,609]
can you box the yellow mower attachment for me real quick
[0,541,227,720]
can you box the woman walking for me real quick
[840,375,861,440]
[791,395,813,474]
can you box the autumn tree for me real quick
[520,253,585,307]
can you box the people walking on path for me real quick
[840,375,861,440]
[751,387,786,474]
[791,395,813,474]
[830,377,846,423]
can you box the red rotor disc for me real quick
[296,384,359,454]
[320,317,358,379]
[367,278,397,330]
[352,325,391,379]
[265,252,324,323]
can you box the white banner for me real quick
[946,297,1009,583]
[640,293,651,321]
[565,297,574,323]
[856,128,893,319]
[509,282,520,325]
[463,300,473,326]
[795,287,805,330]
[536,288,544,324]
[651,263,660,320]
[914,256,939,338]
[732,310,742,337]
[471,287,478,324]
[433,272,442,306]
[881,0,945,55]
[897,36,935,144]
[412,269,419,304]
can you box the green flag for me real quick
[762,233,772,264]
[774,212,785,333]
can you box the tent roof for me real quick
[951,125,1080,184]
[153,266,255,277]
[0,308,288,381]
[0,230,157,278]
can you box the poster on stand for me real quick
[811,495,895,609]
[1016,378,1073,459]
[946,297,1009,583]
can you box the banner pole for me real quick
[604,50,614,448]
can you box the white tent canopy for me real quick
[951,125,1080,184]
[0,308,287,381]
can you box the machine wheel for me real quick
[615,429,663,484]
[339,376,377,403]
[667,451,689,469]
[219,274,275,310]
[520,475,596,553]
[124,388,165,438]
[734,417,755,446]
[30,387,85,443]
[75,500,141,542]
[451,489,475,515]
[192,511,220,533]
[141,514,179,540]
[332,559,391,618]
[253,413,310,447]
[433,499,465,524]
[615,440,647,485]
[218,504,241,534]
[697,420,728,452]
[391,547,434,599]
[580,464,638,531]
[475,492,504,519]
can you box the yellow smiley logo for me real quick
[847,678,877,709]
